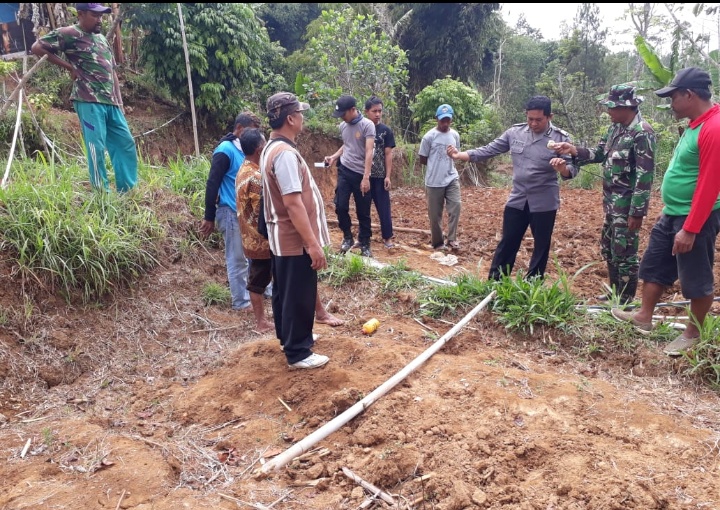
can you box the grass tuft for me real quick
[0,159,163,303]
[201,282,231,307]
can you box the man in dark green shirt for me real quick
[31,3,137,192]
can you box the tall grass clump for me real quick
[376,259,428,293]
[201,281,231,306]
[321,252,430,294]
[418,273,494,318]
[398,144,424,187]
[163,156,210,217]
[0,160,163,303]
[491,270,579,334]
[683,314,720,390]
[320,251,376,286]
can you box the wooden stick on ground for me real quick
[278,397,292,412]
[342,467,396,505]
[326,218,430,235]
[114,489,126,510]
[20,438,31,458]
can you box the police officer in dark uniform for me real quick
[448,95,578,280]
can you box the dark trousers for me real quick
[271,252,317,364]
[489,203,557,280]
[335,163,372,244]
[370,177,393,240]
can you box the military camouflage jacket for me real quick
[576,113,655,217]
[38,25,122,106]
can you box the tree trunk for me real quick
[108,3,124,64]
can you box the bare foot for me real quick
[316,312,344,327]
[254,321,274,334]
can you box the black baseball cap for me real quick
[332,95,357,118]
[655,67,712,97]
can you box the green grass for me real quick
[320,251,372,286]
[201,282,231,306]
[569,165,602,190]
[418,273,494,318]
[397,143,424,187]
[683,314,720,389]
[320,251,431,293]
[489,270,579,335]
[0,159,163,303]
[156,155,210,218]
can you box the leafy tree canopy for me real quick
[410,77,501,147]
[396,3,502,94]
[124,3,273,126]
[294,7,408,124]
[255,3,323,54]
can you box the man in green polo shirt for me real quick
[31,3,138,192]
[611,67,720,356]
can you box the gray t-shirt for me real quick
[418,127,461,187]
[339,116,376,175]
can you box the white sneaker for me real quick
[288,353,329,370]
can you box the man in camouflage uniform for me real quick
[554,84,656,303]
[31,3,138,192]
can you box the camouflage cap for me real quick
[599,84,644,108]
[266,92,310,122]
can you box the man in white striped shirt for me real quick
[260,92,331,370]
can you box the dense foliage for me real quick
[410,77,502,149]
[124,3,274,127]
[293,7,408,122]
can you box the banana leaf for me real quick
[634,35,673,85]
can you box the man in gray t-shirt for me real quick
[325,95,376,257]
[419,104,462,250]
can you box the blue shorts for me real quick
[639,209,720,299]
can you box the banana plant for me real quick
[634,34,674,86]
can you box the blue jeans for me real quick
[216,206,250,309]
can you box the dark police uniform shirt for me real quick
[467,123,578,212]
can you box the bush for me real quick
[409,77,502,148]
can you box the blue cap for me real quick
[436,104,453,120]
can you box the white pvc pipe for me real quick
[362,255,457,287]
[2,88,22,189]
[259,290,496,473]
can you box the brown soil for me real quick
[1,123,720,510]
